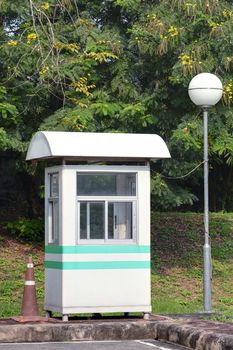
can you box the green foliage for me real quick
[212,131,233,165]
[151,173,198,210]
[4,218,43,242]
[0,86,22,151]
[0,0,233,214]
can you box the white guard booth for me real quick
[26,131,170,321]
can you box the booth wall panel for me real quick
[61,168,76,246]
[45,269,62,308]
[137,170,150,246]
[62,269,151,308]
[45,252,150,262]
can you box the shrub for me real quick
[4,218,44,242]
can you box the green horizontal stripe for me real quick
[45,260,150,270]
[45,245,150,254]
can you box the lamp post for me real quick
[188,73,223,313]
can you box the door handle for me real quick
[114,215,117,229]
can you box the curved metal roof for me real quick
[26,131,171,161]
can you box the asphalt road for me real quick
[0,340,189,350]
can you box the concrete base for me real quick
[2,316,233,349]
[0,316,167,343]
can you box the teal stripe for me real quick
[45,245,150,254]
[45,260,150,270]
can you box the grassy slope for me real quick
[0,237,44,317]
[151,213,233,320]
[0,212,233,320]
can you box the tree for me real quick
[0,0,233,217]
[126,0,233,210]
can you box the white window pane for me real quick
[48,200,59,243]
[53,201,59,241]
[50,173,59,197]
[48,202,53,242]
[77,173,136,196]
[108,202,133,240]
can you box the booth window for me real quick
[77,173,137,242]
[48,173,59,244]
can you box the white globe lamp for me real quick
[188,72,223,107]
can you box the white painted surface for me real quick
[61,167,76,246]
[45,269,62,308]
[62,269,151,309]
[24,281,35,285]
[26,131,171,161]
[0,340,187,349]
[45,268,151,312]
[137,170,150,246]
[45,253,150,262]
[45,305,151,314]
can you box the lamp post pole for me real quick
[188,73,223,313]
[203,107,212,312]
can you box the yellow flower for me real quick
[71,77,96,97]
[168,26,179,37]
[27,33,37,44]
[178,54,193,66]
[222,9,233,18]
[79,19,91,26]
[78,102,88,108]
[39,65,49,77]
[223,82,233,104]
[40,2,50,10]
[54,41,80,53]
[209,21,222,35]
[7,40,18,47]
[27,33,37,40]
[224,57,233,71]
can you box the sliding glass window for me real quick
[77,173,137,243]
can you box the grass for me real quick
[0,234,44,317]
[0,212,233,321]
[151,212,233,320]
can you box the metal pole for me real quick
[203,108,212,312]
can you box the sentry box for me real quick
[26,131,170,321]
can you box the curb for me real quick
[156,322,233,350]
[0,320,158,343]
[0,319,233,349]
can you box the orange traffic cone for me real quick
[21,256,39,317]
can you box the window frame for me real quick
[48,172,59,245]
[76,172,138,245]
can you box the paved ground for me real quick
[0,340,189,350]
